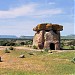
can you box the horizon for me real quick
[0,0,74,36]
[0,34,75,38]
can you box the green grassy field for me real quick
[0,48,75,75]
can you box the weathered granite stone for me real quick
[33,23,63,31]
[33,23,63,50]
[33,30,44,49]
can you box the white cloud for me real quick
[33,9,62,18]
[0,4,36,18]
[0,21,37,36]
[0,3,63,18]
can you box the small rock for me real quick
[28,52,34,55]
[48,50,52,53]
[0,57,2,62]
[19,54,25,58]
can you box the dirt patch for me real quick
[0,46,7,50]
[0,57,44,71]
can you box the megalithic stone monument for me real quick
[33,23,63,50]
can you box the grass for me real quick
[0,48,75,75]
[63,46,75,50]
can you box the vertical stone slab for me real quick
[38,30,45,49]
[33,32,39,47]
[33,30,45,49]
[55,42,60,50]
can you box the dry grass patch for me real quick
[0,48,75,75]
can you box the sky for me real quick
[0,0,74,37]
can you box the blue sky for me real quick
[0,0,74,36]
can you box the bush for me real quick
[5,48,10,53]
[33,45,38,49]
[6,42,15,46]
[9,46,14,50]
[0,40,8,46]
[44,48,49,52]
[60,42,64,49]
[20,42,25,45]
[71,57,75,64]
[70,45,74,50]
[24,40,33,45]
[0,40,16,46]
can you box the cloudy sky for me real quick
[0,0,74,36]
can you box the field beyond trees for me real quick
[0,46,75,75]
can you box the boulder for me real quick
[48,50,53,53]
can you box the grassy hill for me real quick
[0,35,18,39]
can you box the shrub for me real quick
[44,48,49,52]
[20,42,25,45]
[0,40,8,46]
[71,57,75,64]
[24,40,33,45]
[9,46,14,50]
[41,50,43,53]
[33,45,38,49]
[70,45,74,50]
[6,42,15,46]
[60,42,64,49]
[5,48,10,53]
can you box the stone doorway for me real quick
[50,43,55,50]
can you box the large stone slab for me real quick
[33,23,63,31]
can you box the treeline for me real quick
[0,39,75,50]
[0,39,33,46]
